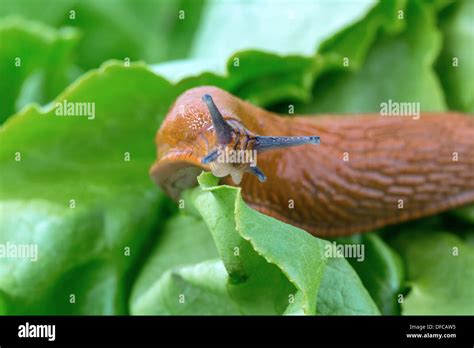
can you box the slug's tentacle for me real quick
[201,94,320,183]
[151,86,474,237]
[249,166,267,183]
[254,135,321,152]
[201,148,220,164]
[202,94,233,144]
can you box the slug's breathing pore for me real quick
[151,86,474,237]
[200,93,320,184]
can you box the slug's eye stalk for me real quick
[202,94,233,145]
[254,135,320,152]
[201,94,320,184]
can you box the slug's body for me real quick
[151,86,474,236]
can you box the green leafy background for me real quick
[0,0,473,315]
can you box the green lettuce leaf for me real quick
[316,257,381,315]
[155,0,409,107]
[436,0,474,112]
[189,174,378,314]
[336,234,404,315]
[450,205,474,225]
[131,173,379,315]
[389,230,474,315]
[0,63,173,314]
[191,0,377,74]
[194,173,322,315]
[0,17,79,122]
[299,0,446,113]
[130,214,240,315]
[0,0,206,70]
[317,0,406,71]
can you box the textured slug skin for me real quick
[151,86,474,237]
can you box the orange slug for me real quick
[150,86,474,237]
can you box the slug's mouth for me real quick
[150,150,208,200]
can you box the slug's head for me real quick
[150,86,320,199]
